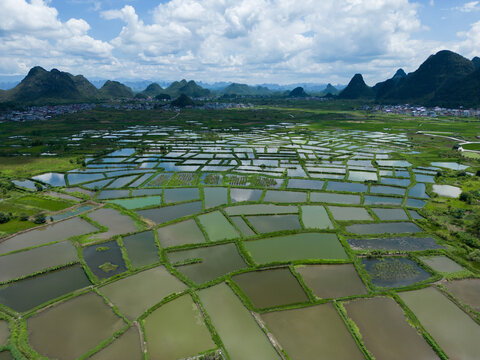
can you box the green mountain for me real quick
[99,80,134,99]
[434,67,480,107]
[220,83,272,96]
[472,57,480,70]
[0,66,97,103]
[338,74,374,99]
[288,87,308,97]
[171,94,195,108]
[319,83,339,96]
[377,50,475,103]
[373,68,407,98]
[135,83,164,99]
[165,80,210,98]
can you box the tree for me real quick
[19,213,29,221]
[34,182,43,192]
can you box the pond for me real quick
[230,188,263,203]
[347,237,443,251]
[371,208,409,221]
[0,241,78,283]
[326,181,368,193]
[296,264,366,299]
[87,208,138,240]
[27,292,125,360]
[344,297,438,360]
[362,257,432,288]
[287,179,324,190]
[363,195,403,206]
[97,190,130,199]
[369,185,405,196]
[231,216,256,237]
[408,183,428,198]
[444,279,480,312]
[246,215,301,233]
[399,287,480,359]
[263,190,307,203]
[328,206,372,221]
[301,205,333,229]
[380,178,410,187]
[310,192,361,204]
[99,266,186,320]
[347,222,421,234]
[67,173,105,186]
[199,283,281,360]
[144,294,215,360]
[261,303,364,360]
[122,231,158,268]
[245,233,348,264]
[0,320,8,346]
[90,326,142,360]
[167,243,248,284]
[157,219,205,248]
[197,211,239,241]
[430,162,469,170]
[225,204,297,215]
[32,173,66,187]
[106,175,139,189]
[432,184,462,198]
[0,265,91,312]
[204,187,228,209]
[232,267,309,308]
[348,171,378,182]
[137,201,202,224]
[420,255,465,274]
[51,205,94,221]
[83,240,127,279]
[0,217,98,255]
[164,188,199,204]
[108,196,162,210]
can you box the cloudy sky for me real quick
[1,0,479,84]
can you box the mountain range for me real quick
[338,50,480,107]
[1,50,479,106]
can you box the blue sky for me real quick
[1,0,479,84]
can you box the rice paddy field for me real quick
[0,113,479,359]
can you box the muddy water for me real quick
[89,326,142,360]
[0,320,8,346]
[27,292,125,360]
[399,287,480,359]
[144,294,215,359]
[0,241,77,282]
[261,303,364,360]
[0,217,98,254]
[199,283,281,360]
[232,268,309,308]
[157,219,205,248]
[246,215,301,233]
[122,231,158,268]
[419,256,464,273]
[0,265,91,312]
[87,208,137,240]
[344,297,438,360]
[100,266,186,320]
[301,205,333,229]
[444,279,480,312]
[296,264,366,299]
[197,211,239,241]
[137,201,202,224]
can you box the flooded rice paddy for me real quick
[2,125,477,359]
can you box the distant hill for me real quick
[165,80,210,98]
[319,83,339,96]
[0,67,98,103]
[338,74,374,99]
[377,50,475,104]
[99,80,134,99]
[220,83,272,96]
[171,94,195,107]
[288,87,308,97]
[434,66,480,107]
[135,83,165,99]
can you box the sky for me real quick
[1,0,480,85]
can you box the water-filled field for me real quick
[1,124,478,359]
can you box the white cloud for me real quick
[455,21,480,58]
[455,1,480,12]
[0,0,113,75]
[97,0,428,83]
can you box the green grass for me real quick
[462,143,480,151]
[0,218,37,237]
[16,195,74,212]
[0,156,77,178]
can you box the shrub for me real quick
[19,213,29,221]
[459,191,473,204]
[0,212,10,224]
[34,213,46,224]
